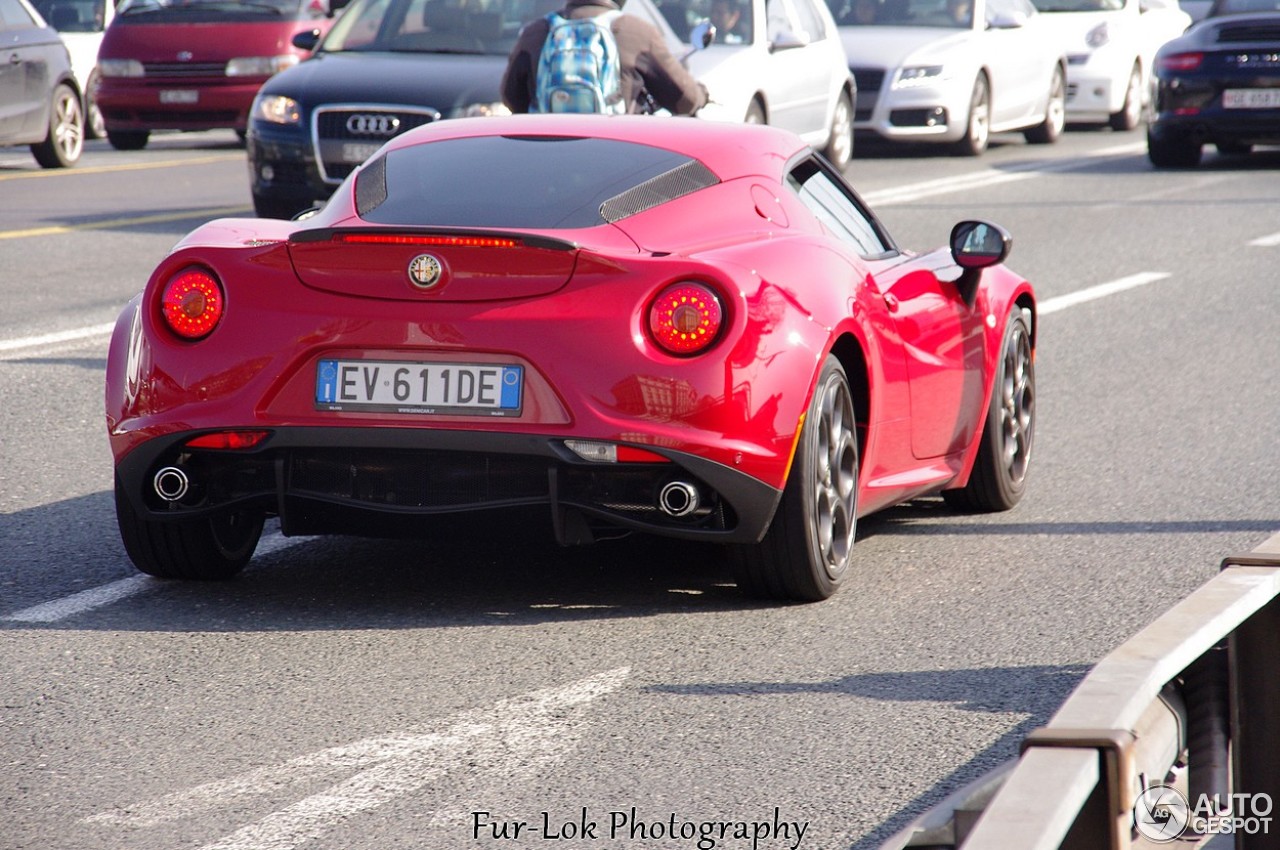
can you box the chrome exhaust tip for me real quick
[153,466,190,502]
[658,481,700,518]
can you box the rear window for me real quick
[114,0,324,24]
[355,135,718,229]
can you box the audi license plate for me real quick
[1223,89,1280,109]
[341,142,382,163]
[159,89,198,104]
[315,359,522,416]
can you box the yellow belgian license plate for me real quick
[315,359,523,416]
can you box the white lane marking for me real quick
[84,668,630,850]
[1,576,152,623]
[1,533,310,624]
[862,142,1147,207]
[1249,232,1280,247]
[0,322,115,354]
[1038,272,1171,315]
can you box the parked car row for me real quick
[10,0,1261,180]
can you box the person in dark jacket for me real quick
[501,0,709,115]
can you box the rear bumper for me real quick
[1149,110,1280,147]
[114,426,782,545]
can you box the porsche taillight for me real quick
[160,267,224,340]
[648,282,724,356]
[1158,52,1203,73]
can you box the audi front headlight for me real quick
[1086,22,1110,48]
[254,94,302,125]
[227,55,301,77]
[893,66,945,89]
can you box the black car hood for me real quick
[260,51,507,113]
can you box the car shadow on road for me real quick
[1,491,774,631]
[644,662,1092,849]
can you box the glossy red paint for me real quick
[106,114,1035,563]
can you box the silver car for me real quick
[827,0,1067,154]
[0,0,84,166]
[645,0,858,168]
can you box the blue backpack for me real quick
[534,10,626,114]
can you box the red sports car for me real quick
[105,114,1037,602]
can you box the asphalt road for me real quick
[2,126,1278,850]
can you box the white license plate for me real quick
[341,142,382,163]
[159,89,199,104]
[1223,88,1280,109]
[315,359,523,416]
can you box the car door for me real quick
[981,0,1051,128]
[787,153,988,462]
[762,0,832,134]
[0,0,52,141]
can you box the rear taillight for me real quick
[1159,52,1203,73]
[332,233,519,248]
[160,267,224,340]
[648,282,724,356]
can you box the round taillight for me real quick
[648,282,723,356]
[161,267,224,340]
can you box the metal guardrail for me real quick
[882,530,1280,850]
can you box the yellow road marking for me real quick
[0,205,254,240]
[0,152,243,181]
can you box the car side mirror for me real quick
[689,20,716,49]
[986,10,1027,28]
[950,220,1011,305]
[293,28,322,50]
[770,30,809,51]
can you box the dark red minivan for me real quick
[95,0,337,150]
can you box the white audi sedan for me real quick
[640,0,858,168]
[824,0,1068,154]
[1029,0,1190,131]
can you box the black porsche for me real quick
[1147,0,1280,167]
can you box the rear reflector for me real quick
[564,440,671,463]
[185,430,271,450]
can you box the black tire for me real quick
[821,89,854,170]
[1024,66,1066,144]
[1108,63,1143,132]
[951,73,990,157]
[85,69,106,140]
[115,478,264,580]
[1147,129,1201,168]
[107,129,150,151]
[30,82,84,168]
[943,308,1034,512]
[729,355,858,602]
[744,98,765,125]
